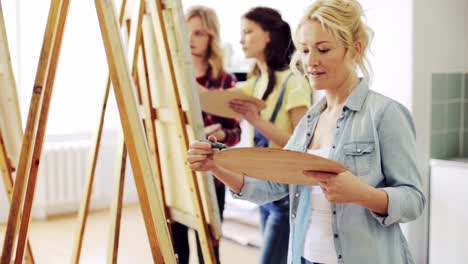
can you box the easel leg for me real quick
[106,137,127,264]
[1,1,70,263]
[71,1,130,262]
[15,0,70,262]
[0,132,35,264]
[71,78,111,264]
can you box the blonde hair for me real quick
[290,0,373,80]
[186,6,225,80]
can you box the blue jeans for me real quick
[259,196,290,264]
[300,257,322,264]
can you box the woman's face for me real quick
[298,19,356,90]
[240,18,270,61]
[187,16,210,58]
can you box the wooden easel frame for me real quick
[71,1,173,263]
[72,0,221,263]
[0,130,35,264]
[144,1,221,262]
[1,0,223,263]
[0,2,34,263]
[0,0,180,263]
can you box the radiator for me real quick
[0,133,139,222]
[36,138,139,219]
[36,141,98,218]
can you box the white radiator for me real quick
[36,141,100,218]
[0,133,139,222]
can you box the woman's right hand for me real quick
[188,138,245,193]
[187,140,217,171]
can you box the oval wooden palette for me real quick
[213,147,347,185]
[199,90,266,119]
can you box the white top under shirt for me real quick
[303,147,338,264]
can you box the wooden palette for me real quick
[199,89,266,119]
[213,147,347,185]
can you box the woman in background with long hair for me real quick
[173,6,241,263]
[229,7,312,264]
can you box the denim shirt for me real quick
[232,79,426,264]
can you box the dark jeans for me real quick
[301,257,323,264]
[172,183,225,264]
[259,196,290,264]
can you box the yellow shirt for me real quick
[239,69,312,148]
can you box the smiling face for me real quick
[239,18,270,61]
[187,16,210,58]
[297,19,357,91]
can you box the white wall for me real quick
[182,0,414,109]
[359,0,413,108]
[17,0,122,135]
[413,0,468,263]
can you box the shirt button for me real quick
[295,193,299,197]
[291,213,296,218]
[307,115,311,118]
[357,148,361,153]
[332,145,336,149]
[338,255,342,259]
[333,211,336,215]
[307,133,311,136]
[334,234,339,238]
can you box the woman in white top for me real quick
[186,1,425,263]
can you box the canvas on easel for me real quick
[142,1,222,262]
[0,2,22,171]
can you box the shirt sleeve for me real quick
[284,75,312,111]
[370,102,426,226]
[230,176,289,205]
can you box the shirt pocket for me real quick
[343,141,375,177]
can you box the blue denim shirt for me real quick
[233,79,426,264]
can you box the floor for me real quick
[0,205,259,263]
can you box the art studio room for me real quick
[0,0,467,263]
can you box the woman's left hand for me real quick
[303,170,369,204]
[204,123,226,142]
[229,99,261,124]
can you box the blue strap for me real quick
[253,73,293,147]
[269,73,292,123]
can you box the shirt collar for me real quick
[307,78,369,118]
[344,78,369,111]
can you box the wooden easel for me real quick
[1,0,221,263]
[73,0,221,263]
[0,130,35,264]
[71,1,174,263]
[0,2,35,263]
[0,0,177,263]
[144,1,221,262]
